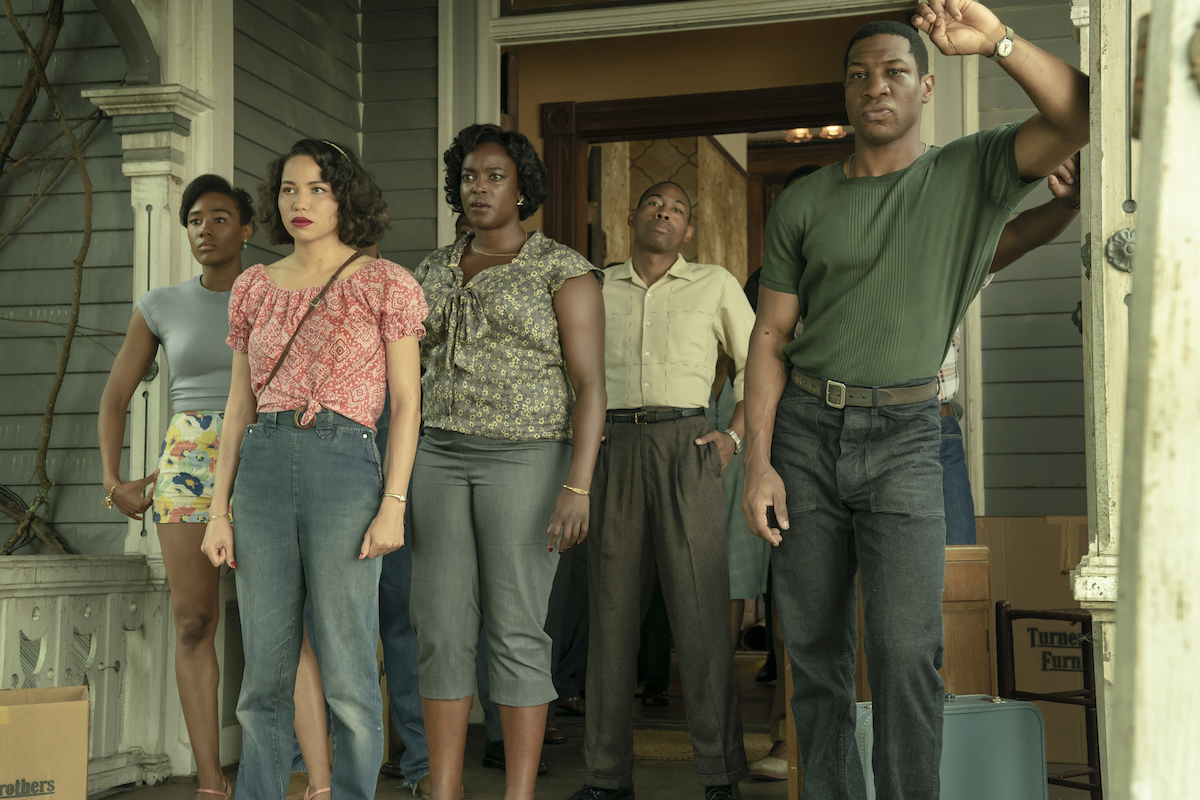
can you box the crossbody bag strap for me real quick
[262,251,361,391]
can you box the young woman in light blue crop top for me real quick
[96,175,331,799]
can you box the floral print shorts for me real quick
[152,411,223,524]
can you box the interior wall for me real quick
[978,0,1086,516]
[0,1,132,554]
[697,137,748,284]
[509,12,898,233]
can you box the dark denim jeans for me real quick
[770,381,946,800]
[232,410,384,800]
[374,417,431,786]
[939,413,977,545]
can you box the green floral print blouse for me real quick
[413,230,602,441]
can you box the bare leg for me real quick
[497,704,547,800]
[730,599,745,650]
[294,627,331,790]
[423,696,473,800]
[157,523,224,796]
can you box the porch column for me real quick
[1070,0,1150,782]
[1107,0,1200,795]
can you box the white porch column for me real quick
[1070,0,1149,782]
[1107,0,1200,795]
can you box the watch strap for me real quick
[989,25,1015,62]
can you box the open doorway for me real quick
[539,81,856,276]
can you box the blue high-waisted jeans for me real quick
[232,409,384,799]
[770,379,946,800]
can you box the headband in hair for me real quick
[322,140,349,159]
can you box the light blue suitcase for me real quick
[855,693,1048,800]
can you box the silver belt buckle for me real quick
[825,380,847,409]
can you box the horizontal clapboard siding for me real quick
[361,0,439,270]
[0,1,131,554]
[978,0,1086,517]
[233,0,361,267]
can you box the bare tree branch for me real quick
[0,114,101,249]
[0,0,64,171]
[3,0,92,556]
[4,108,100,175]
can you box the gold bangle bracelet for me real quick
[562,484,589,496]
[383,492,407,503]
[101,481,120,510]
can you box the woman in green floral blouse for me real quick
[408,124,606,800]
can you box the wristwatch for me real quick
[724,428,744,455]
[989,25,1015,62]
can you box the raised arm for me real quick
[549,272,607,553]
[914,0,1089,180]
[991,153,1082,272]
[97,309,161,520]
[741,287,802,545]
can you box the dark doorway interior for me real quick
[540,82,853,261]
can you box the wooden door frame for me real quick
[539,81,848,253]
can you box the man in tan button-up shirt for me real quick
[568,182,755,800]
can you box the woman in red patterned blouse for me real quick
[201,139,426,800]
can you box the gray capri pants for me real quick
[409,427,569,707]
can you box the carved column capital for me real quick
[82,85,213,173]
[1070,0,1090,29]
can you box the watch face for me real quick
[997,38,1014,58]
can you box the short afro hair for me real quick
[635,181,693,222]
[844,20,929,77]
[179,174,254,228]
[443,124,547,221]
[258,139,389,248]
[784,164,821,187]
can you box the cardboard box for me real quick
[0,686,90,796]
[976,516,1090,765]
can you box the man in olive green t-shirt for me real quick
[741,5,1089,799]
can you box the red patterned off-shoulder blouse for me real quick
[227,259,427,430]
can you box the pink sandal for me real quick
[304,786,331,800]
[196,777,231,798]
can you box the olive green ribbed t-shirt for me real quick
[760,122,1037,386]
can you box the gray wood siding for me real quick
[361,0,439,270]
[978,0,1086,516]
[233,0,361,267]
[0,1,132,554]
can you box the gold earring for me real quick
[517,197,525,206]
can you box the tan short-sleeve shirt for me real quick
[604,256,755,410]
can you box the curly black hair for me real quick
[443,124,547,221]
[179,174,255,228]
[258,139,389,247]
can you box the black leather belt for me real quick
[605,407,705,425]
[790,371,938,409]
